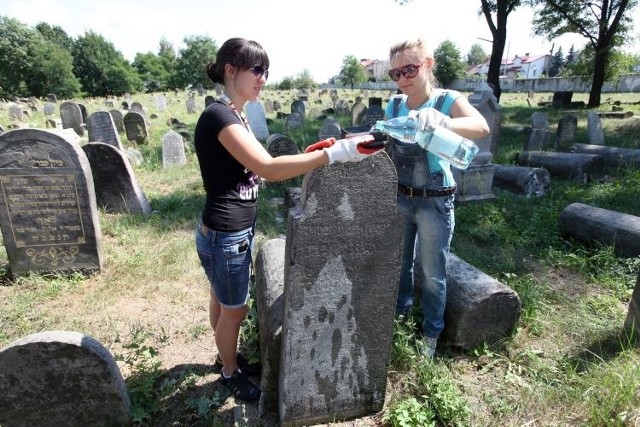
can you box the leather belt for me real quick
[397,184,457,198]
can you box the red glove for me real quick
[305,135,384,165]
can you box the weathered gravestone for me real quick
[186,97,198,114]
[205,95,215,108]
[0,331,130,426]
[365,104,384,127]
[43,102,56,117]
[291,99,305,116]
[286,112,304,130]
[272,100,281,111]
[109,109,125,134]
[162,130,187,168]
[77,103,88,124]
[264,99,274,114]
[86,111,123,150]
[279,154,402,426]
[351,100,367,127]
[570,143,640,169]
[555,113,578,151]
[59,101,85,137]
[245,100,270,141]
[624,272,640,336]
[587,111,605,145]
[130,101,144,114]
[318,118,342,141]
[8,105,23,121]
[154,94,167,112]
[0,129,102,276]
[266,134,299,157]
[82,142,152,214]
[123,111,149,143]
[525,111,550,151]
[517,151,603,183]
[493,164,551,197]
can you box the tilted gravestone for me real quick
[123,111,149,143]
[82,142,151,215]
[87,111,123,150]
[279,153,402,426]
[0,331,130,426]
[245,100,270,141]
[59,101,85,137]
[0,129,102,276]
[162,130,187,168]
[109,109,125,134]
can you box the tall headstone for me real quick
[123,111,148,143]
[280,154,402,426]
[8,105,24,121]
[587,111,605,145]
[77,103,88,124]
[555,113,578,151]
[109,109,125,134]
[0,331,130,426]
[291,99,305,116]
[245,101,270,141]
[87,111,123,150]
[526,111,550,151]
[351,100,367,126]
[82,142,152,214]
[186,97,197,114]
[161,130,187,168]
[154,94,166,112]
[59,101,85,137]
[0,129,102,276]
[365,104,384,127]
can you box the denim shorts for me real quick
[196,221,253,309]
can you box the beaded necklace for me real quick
[219,93,252,133]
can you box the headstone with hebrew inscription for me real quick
[82,142,151,214]
[245,101,270,141]
[123,111,148,143]
[109,109,125,134]
[87,111,123,150]
[0,129,102,276]
[0,331,130,426]
[280,153,402,426]
[60,101,85,137]
[318,118,342,141]
[162,130,187,168]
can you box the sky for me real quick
[2,0,635,84]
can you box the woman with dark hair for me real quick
[194,37,383,401]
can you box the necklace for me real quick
[219,94,252,132]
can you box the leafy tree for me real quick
[173,35,217,89]
[73,30,139,96]
[531,0,638,107]
[275,76,294,90]
[35,22,73,51]
[549,45,564,77]
[158,37,177,88]
[293,69,317,90]
[565,44,578,67]
[133,52,171,92]
[466,43,488,66]
[28,40,81,98]
[565,44,640,81]
[339,55,367,89]
[0,16,40,97]
[104,62,143,96]
[434,40,467,87]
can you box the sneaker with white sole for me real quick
[418,336,438,358]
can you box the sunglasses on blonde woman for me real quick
[388,59,427,82]
[249,65,269,80]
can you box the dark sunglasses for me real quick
[249,65,269,80]
[388,59,427,82]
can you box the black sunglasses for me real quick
[249,65,269,80]
[388,59,427,82]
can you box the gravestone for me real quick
[43,102,56,117]
[266,134,299,157]
[365,104,384,127]
[130,102,144,115]
[245,101,270,141]
[291,99,305,116]
[154,94,166,112]
[162,130,187,168]
[204,95,215,108]
[87,111,123,150]
[552,91,573,107]
[186,97,197,114]
[368,97,382,108]
[125,148,144,166]
[555,113,578,151]
[109,109,125,134]
[77,103,88,124]
[0,331,130,426]
[624,272,640,336]
[8,105,23,121]
[286,112,304,130]
[351,100,367,126]
[121,101,129,110]
[123,111,149,143]
[586,111,604,145]
[570,143,640,169]
[525,111,550,151]
[0,129,103,276]
[59,101,85,137]
[264,99,274,113]
[335,99,350,116]
[272,100,281,111]
[82,142,152,214]
[453,83,499,204]
[46,94,57,103]
[280,153,402,426]
[318,118,342,141]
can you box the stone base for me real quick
[452,163,495,204]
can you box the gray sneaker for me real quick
[418,336,438,358]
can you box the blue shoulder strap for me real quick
[392,91,450,118]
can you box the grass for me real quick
[1,89,639,426]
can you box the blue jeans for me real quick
[396,193,455,338]
[196,221,254,309]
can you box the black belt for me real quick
[397,184,457,197]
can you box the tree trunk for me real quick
[588,47,608,108]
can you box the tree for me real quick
[467,43,488,66]
[158,37,177,88]
[549,46,565,77]
[293,69,317,90]
[565,44,640,81]
[173,35,218,89]
[275,76,294,90]
[73,30,139,96]
[0,17,40,97]
[531,0,638,107]
[339,55,367,89]
[28,40,81,98]
[565,44,578,67]
[133,52,171,92]
[35,22,73,52]
[434,40,467,87]
[104,63,143,96]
